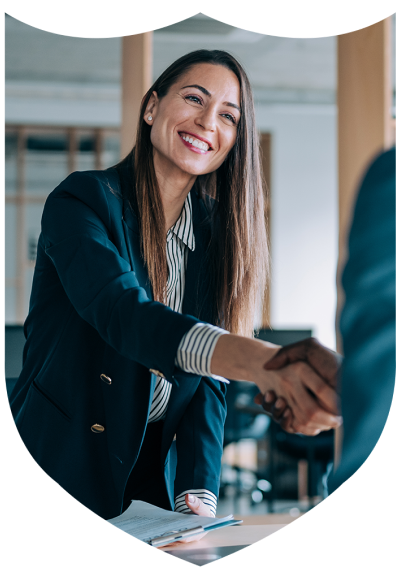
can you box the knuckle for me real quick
[292,361,304,371]
[303,409,316,426]
[313,381,324,396]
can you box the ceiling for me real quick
[5,13,395,106]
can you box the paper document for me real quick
[108,500,242,547]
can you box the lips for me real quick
[178,131,212,151]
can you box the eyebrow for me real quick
[181,84,241,112]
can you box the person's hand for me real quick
[253,391,294,433]
[263,337,342,389]
[254,338,343,435]
[173,494,214,544]
[210,334,342,435]
[253,361,342,435]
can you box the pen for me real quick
[150,525,204,546]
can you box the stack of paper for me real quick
[108,501,242,547]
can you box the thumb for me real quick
[263,351,289,370]
[185,494,211,517]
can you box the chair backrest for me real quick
[256,328,312,346]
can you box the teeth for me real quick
[181,134,209,151]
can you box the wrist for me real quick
[210,334,280,382]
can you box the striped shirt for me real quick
[147,192,228,516]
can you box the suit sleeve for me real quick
[41,172,200,383]
[173,324,229,514]
[328,148,396,493]
[173,375,227,503]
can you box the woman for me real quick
[9,50,340,526]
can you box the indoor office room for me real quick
[4,13,396,564]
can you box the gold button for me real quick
[91,424,105,433]
[100,374,112,385]
[149,368,166,379]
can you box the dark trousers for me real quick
[122,421,172,513]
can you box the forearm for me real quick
[210,333,280,383]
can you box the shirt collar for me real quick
[167,192,195,251]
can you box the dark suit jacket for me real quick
[9,157,227,520]
[329,148,396,493]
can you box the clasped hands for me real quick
[254,337,343,435]
[173,340,342,546]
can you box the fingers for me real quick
[256,361,342,435]
[255,390,326,436]
[263,338,342,389]
[172,495,212,544]
[261,363,342,434]
[263,341,309,370]
[184,494,214,518]
[254,391,290,423]
[174,531,208,544]
[254,391,295,432]
[295,362,340,415]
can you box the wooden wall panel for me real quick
[121,33,153,159]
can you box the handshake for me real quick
[254,338,343,436]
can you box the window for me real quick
[5,125,120,323]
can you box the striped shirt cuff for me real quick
[176,323,230,383]
[174,489,217,517]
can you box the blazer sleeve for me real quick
[328,148,396,493]
[173,375,227,501]
[41,171,200,383]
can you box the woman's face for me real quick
[145,63,241,178]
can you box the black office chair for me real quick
[5,325,25,397]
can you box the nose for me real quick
[195,106,217,132]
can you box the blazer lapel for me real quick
[117,161,153,299]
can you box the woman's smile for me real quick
[144,63,240,178]
[178,131,212,154]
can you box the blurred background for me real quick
[4,13,396,518]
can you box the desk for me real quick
[161,514,299,565]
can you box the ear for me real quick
[144,91,159,125]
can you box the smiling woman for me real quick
[9,49,341,541]
[131,51,265,337]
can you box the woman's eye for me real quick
[222,113,236,125]
[184,94,236,125]
[185,95,202,105]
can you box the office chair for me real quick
[221,378,271,508]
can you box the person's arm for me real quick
[175,323,341,436]
[210,334,341,436]
[328,148,396,493]
[41,172,200,382]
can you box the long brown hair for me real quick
[120,50,269,337]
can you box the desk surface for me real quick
[161,515,295,565]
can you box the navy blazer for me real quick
[329,148,396,493]
[9,157,227,520]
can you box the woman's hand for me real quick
[173,494,214,544]
[211,334,342,436]
[253,362,341,435]
[254,391,295,433]
[254,338,343,434]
